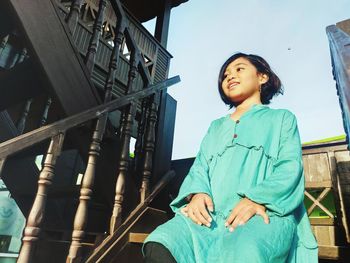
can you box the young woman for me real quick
[142,52,318,262]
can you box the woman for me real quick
[142,52,318,262]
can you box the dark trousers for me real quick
[143,241,177,263]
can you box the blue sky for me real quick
[143,0,350,160]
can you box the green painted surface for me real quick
[304,189,337,218]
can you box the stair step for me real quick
[129,232,149,243]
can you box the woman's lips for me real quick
[228,82,239,89]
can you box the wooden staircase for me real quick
[85,170,175,263]
[0,0,180,262]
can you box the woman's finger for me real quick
[225,206,240,227]
[228,206,253,232]
[232,207,256,228]
[256,208,270,224]
[204,195,214,212]
[195,207,211,227]
[188,208,201,225]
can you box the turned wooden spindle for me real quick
[140,94,159,201]
[66,21,125,263]
[65,0,85,34]
[0,35,9,56]
[85,0,107,73]
[110,50,138,233]
[16,99,33,134]
[0,158,6,177]
[17,133,65,263]
[39,97,52,127]
[133,98,148,174]
[15,47,27,64]
[66,125,103,263]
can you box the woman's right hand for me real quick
[180,193,214,227]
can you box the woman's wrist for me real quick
[185,193,194,202]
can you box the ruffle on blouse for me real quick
[207,138,277,172]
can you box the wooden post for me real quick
[154,0,171,48]
[17,133,65,263]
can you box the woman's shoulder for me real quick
[208,115,228,129]
[266,106,298,122]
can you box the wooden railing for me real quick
[0,0,180,262]
[55,0,172,98]
[0,75,179,263]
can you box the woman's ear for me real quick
[259,73,269,85]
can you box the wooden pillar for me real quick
[154,0,171,48]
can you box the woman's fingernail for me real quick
[224,222,228,227]
[208,217,212,222]
[229,227,234,232]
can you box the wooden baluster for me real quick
[66,119,104,263]
[0,35,9,57]
[85,0,107,74]
[0,158,6,178]
[110,50,138,233]
[140,93,159,202]
[100,24,124,102]
[66,22,125,262]
[39,97,52,127]
[16,98,33,135]
[15,47,27,64]
[133,98,148,174]
[134,60,152,175]
[65,0,85,34]
[17,133,65,263]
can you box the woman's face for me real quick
[221,57,268,104]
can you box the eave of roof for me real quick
[122,0,189,23]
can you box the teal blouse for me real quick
[142,103,318,262]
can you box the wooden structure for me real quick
[0,0,185,262]
[303,140,350,261]
[1,1,349,262]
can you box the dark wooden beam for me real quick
[155,0,171,48]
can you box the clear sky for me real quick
[143,0,350,160]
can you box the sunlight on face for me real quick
[221,57,267,104]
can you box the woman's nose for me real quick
[227,75,235,81]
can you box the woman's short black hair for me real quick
[218,52,284,109]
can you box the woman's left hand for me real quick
[225,197,270,232]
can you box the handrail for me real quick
[0,75,180,160]
[85,169,176,262]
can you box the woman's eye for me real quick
[237,67,244,71]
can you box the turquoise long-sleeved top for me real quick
[142,103,318,262]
